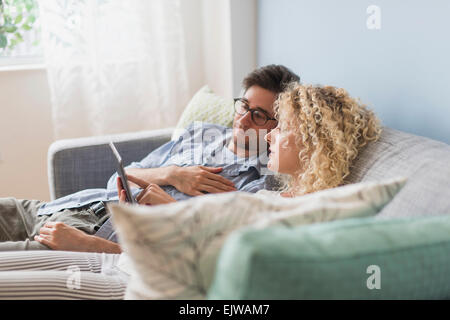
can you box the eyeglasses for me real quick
[233,98,277,126]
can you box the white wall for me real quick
[0,68,54,201]
[183,0,257,98]
[0,0,257,201]
[200,0,257,97]
[258,0,450,144]
[201,0,234,99]
[230,0,257,96]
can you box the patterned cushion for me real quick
[209,214,450,299]
[346,127,450,218]
[108,177,406,299]
[171,85,234,140]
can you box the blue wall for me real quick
[258,0,450,144]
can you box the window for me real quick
[0,0,43,66]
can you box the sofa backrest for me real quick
[346,127,450,218]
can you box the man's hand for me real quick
[35,221,122,253]
[124,167,176,188]
[35,222,94,252]
[168,165,236,196]
[127,174,177,205]
[123,166,237,196]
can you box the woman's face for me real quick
[264,125,303,175]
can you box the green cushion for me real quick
[207,214,450,299]
[172,85,234,140]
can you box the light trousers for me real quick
[0,250,128,300]
[0,197,106,251]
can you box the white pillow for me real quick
[171,85,234,141]
[108,177,406,300]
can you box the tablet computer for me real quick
[109,141,136,204]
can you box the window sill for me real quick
[0,63,46,72]
[0,55,46,72]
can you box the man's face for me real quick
[232,85,278,153]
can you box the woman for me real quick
[0,83,381,299]
[261,82,381,197]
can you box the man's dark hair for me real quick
[242,64,300,95]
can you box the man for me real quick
[0,65,300,253]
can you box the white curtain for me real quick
[38,0,190,139]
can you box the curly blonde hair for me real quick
[275,83,382,196]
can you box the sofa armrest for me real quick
[47,128,174,200]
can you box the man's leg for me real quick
[0,197,49,251]
[0,197,110,251]
[0,271,127,299]
[0,251,127,299]
[0,250,105,272]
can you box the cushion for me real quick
[346,127,450,218]
[208,214,450,299]
[108,177,406,300]
[171,85,234,140]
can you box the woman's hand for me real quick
[34,222,94,252]
[127,174,177,205]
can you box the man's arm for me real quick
[126,165,236,195]
[85,235,122,253]
[106,139,178,190]
[107,123,235,195]
[125,166,175,188]
[35,221,121,253]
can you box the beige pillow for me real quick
[171,85,234,140]
[108,177,407,300]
